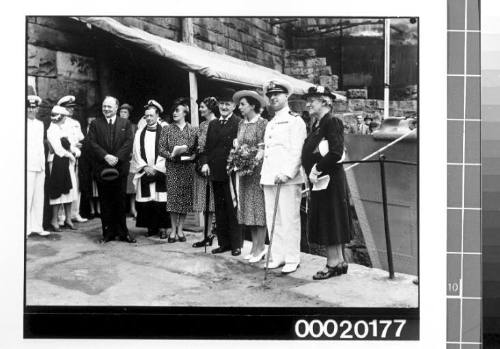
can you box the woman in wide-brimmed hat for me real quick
[231,90,268,263]
[301,85,353,280]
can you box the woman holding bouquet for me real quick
[159,98,197,242]
[231,90,268,263]
[301,85,353,280]
[192,97,218,247]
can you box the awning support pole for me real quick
[383,18,391,120]
[181,17,199,127]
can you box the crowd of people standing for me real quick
[26,78,354,280]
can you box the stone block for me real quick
[347,89,368,99]
[314,65,332,75]
[305,57,327,67]
[28,22,93,56]
[227,38,244,53]
[287,48,316,58]
[56,51,97,81]
[348,99,367,111]
[284,59,305,68]
[212,45,227,55]
[37,76,90,108]
[332,100,349,112]
[28,44,57,78]
[319,75,333,87]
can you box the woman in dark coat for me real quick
[301,85,353,280]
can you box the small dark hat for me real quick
[218,88,237,102]
[100,167,120,182]
[303,85,337,100]
[172,97,190,108]
[364,115,374,121]
[119,103,134,112]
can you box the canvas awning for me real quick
[77,17,341,97]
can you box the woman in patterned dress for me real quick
[192,97,218,248]
[232,90,268,263]
[159,98,197,243]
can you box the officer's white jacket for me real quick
[260,106,307,186]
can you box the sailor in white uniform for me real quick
[260,79,307,274]
[26,95,50,236]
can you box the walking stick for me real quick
[264,183,282,282]
[204,176,210,253]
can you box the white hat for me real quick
[232,90,267,108]
[51,105,70,116]
[263,79,294,97]
[57,95,77,108]
[144,99,164,113]
[27,95,42,108]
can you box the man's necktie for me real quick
[108,119,114,145]
[221,118,226,125]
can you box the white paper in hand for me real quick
[312,175,330,191]
[318,139,329,156]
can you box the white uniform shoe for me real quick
[32,230,50,236]
[281,263,300,274]
[265,260,285,269]
[72,215,88,223]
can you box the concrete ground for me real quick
[26,218,418,307]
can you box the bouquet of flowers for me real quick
[226,143,262,176]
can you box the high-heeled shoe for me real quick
[192,234,215,248]
[312,263,344,280]
[249,248,267,263]
[177,232,187,242]
[62,221,76,230]
[49,223,61,233]
[340,261,348,274]
[167,230,177,243]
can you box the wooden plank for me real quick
[56,51,97,81]
[28,44,57,78]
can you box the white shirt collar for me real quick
[244,115,260,124]
[106,115,117,124]
[273,106,290,121]
[219,113,233,122]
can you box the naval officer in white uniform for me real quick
[27,95,50,237]
[260,79,307,274]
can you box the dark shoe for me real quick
[99,236,113,244]
[231,248,241,256]
[177,232,187,242]
[192,235,215,248]
[62,222,76,230]
[341,261,348,274]
[146,228,158,237]
[121,234,137,243]
[159,229,168,239]
[312,264,343,280]
[167,232,177,243]
[211,246,231,254]
[49,224,62,233]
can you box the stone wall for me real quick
[110,17,287,71]
[27,17,99,121]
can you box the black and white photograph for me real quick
[23,14,419,340]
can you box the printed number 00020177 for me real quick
[294,319,407,339]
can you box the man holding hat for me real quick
[57,95,87,223]
[260,79,307,274]
[87,96,135,243]
[26,95,50,237]
[201,88,243,256]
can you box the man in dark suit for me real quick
[201,88,242,256]
[87,96,135,243]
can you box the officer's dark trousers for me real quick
[96,176,129,240]
[212,180,242,250]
